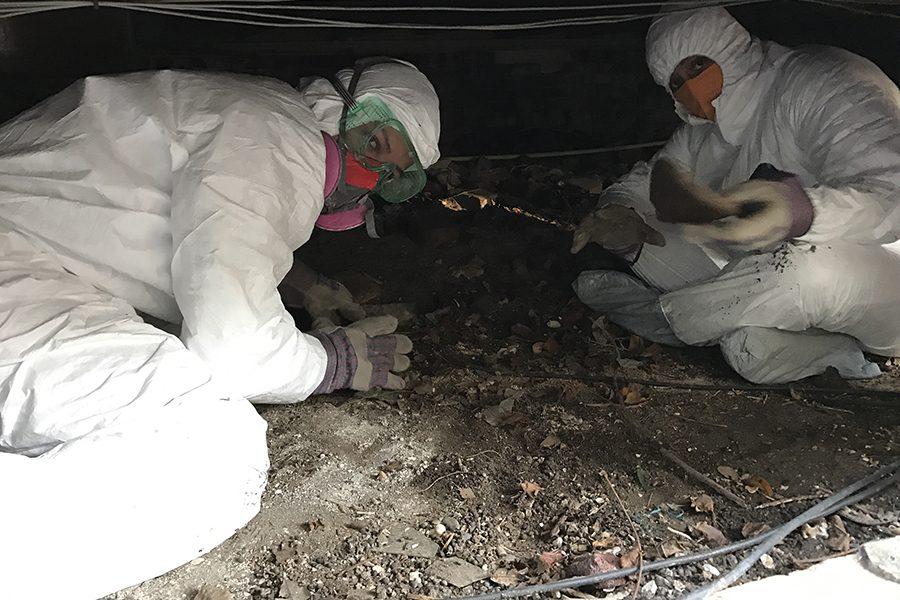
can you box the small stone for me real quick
[641,579,658,598]
[701,564,721,580]
[434,523,447,536]
[547,320,562,329]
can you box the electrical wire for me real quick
[440,141,668,162]
[2,1,896,27]
[448,460,899,600]
[682,460,900,599]
[518,371,900,400]
[0,0,774,29]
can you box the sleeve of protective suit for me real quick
[170,85,330,400]
[785,49,900,245]
[596,126,695,224]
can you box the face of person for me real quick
[669,55,717,94]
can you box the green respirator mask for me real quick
[327,59,427,204]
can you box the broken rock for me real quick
[567,552,626,587]
[277,579,310,600]
[426,557,489,588]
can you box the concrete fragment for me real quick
[427,557,488,588]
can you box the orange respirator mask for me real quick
[675,63,724,121]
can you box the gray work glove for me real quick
[311,316,412,393]
[570,204,666,260]
[280,262,365,327]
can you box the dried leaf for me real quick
[826,515,851,552]
[745,475,774,497]
[592,533,617,549]
[741,522,771,538]
[695,521,728,546]
[691,494,715,515]
[717,465,741,483]
[635,464,652,491]
[620,545,641,569]
[536,550,566,573]
[800,520,828,539]
[480,397,524,427]
[459,487,476,500]
[540,434,561,449]
[489,568,519,586]
[661,539,685,558]
[627,335,645,353]
[619,383,644,405]
[520,481,543,497]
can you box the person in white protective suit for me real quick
[0,59,440,599]
[571,6,899,384]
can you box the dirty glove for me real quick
[279,262,365,327]
[311,316,412,393]
[650,159,813,251]
[570,204,666,261]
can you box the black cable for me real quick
[682,460,900,599]
[447,461,899,600]
[521,371,900,399]
[438,355,900,399]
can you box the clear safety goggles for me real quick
[339,97,427,204]
[327,58,428,204]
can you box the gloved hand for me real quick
[279,262,366,327]
[570,204,666,260]
[650,159,813,250]
[311,316,412,393]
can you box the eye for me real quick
[691,58,707,76]
[367,135,381,154]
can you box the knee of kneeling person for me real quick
[719,329,770,384]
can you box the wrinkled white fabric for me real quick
[0,225,269,599]
[0,70,329,399]
[0,64,441,598]
[578,7,900,382]
[720,327,880,384]
[299,59,442,168]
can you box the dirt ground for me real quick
[109,157,900,600]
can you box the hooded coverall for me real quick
[575,7,900,383]
[0,62,440,600]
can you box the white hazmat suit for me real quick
[0,63,439,599]
[575,7,900,383]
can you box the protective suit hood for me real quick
[299,59,442,168]
[645,7,767,145]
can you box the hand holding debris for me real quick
[570,204,666,257]
[650,158,812,250]
[311,316,412,393]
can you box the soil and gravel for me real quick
[108,156,899,600]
